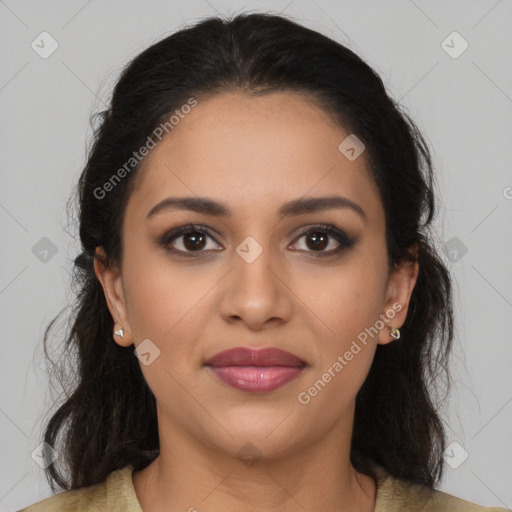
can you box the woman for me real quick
[19,12,509,512]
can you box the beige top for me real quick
[18,463,510,511]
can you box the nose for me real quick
[218,238,293,330]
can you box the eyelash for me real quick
[160,223,356,258]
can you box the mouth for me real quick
[204,346,307,393]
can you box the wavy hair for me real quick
[42,12,454,492]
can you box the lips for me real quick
[205,347,306,367]
[205,347,307,393]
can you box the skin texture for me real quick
[95,91,419,512]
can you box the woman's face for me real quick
[96,90,417,461]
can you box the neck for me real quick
[133,420,376,512]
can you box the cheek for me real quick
[122,254,221,381]
[122,262,210,400]
[305,259,386,340]
[122,252,203,338]
[296,266,383,414]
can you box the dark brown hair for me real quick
[42,11,453,492]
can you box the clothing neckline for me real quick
[111,461,395,512]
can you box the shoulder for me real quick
[17,466,142,512]
[373,462,510,512]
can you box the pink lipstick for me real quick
[205,347,306,392]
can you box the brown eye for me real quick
[290,224,356,256]
[161,224,222,256]
[180,231,207,251]
[160,223,356,258]
[304,231,329,251]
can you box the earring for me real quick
[114,328,125,338]
[389,327,400,340]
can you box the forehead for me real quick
[125,91,383,224]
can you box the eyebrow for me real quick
[146,195,367,221]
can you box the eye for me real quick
[289,224,356,256]
[160,224,222,256]
[160,223,356,258]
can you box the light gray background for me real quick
[1,0,511,510]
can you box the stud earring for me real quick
[114,328,125,338]
[389,327,400,340]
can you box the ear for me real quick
[377,243,419,345]
[93,246,133,347]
